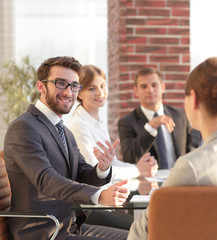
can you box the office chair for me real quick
[148,186,217,240]
[0,152,60,240]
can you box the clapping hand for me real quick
[93,139,120,171]
[136,153,158,177]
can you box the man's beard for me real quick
[45,90,74,114]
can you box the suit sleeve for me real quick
[118,117,155,164]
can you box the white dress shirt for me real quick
[66,104,140,180]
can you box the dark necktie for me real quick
[154,112,168,169]
[56,121,68,154]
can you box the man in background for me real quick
[118,67,192,169]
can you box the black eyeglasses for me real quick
[41,79,82,92]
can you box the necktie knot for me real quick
[154,112,159,118]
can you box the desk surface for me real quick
[71,170,169,211]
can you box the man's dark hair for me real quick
[37,56,82,81]
[134,67,162,86]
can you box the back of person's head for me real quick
[37,56,82,81]
[185,56,217,115]
[77,65,106,103]
[134,67,162,86]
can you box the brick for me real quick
[139,9,170,17]
[121,101,140,109]
[182,55,190,63]
[169,46,189,54]
[136,27,167,35]
[160,64,190,72]
[119,83,134,91]
[127,36,147,44]
[145,18,179,26]
[168,28,189,36]
[119,92,134,100]
[120,54,148,63]
[120,8,137,16]
[166,82,186,90]
[165,73,188,81]
[181,37,190,44]
[179,19,190,26]
[125,18,146,25]
[120,0,134,8]
[135,0,166,7]
[172,8,189,17]
[120,45,134,53]
[136,45,167,54]
[168,0,189,8]
[120,64,158,72]
[164,91,185,99]
[149,37,179,45]
[150,55,179,63]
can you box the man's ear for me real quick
[161,82,166,93]
[37,81,45,94]
[134,86,139,98]
[191,90,199,109]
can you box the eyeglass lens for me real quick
[56,80,81,91]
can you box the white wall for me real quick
[190,0,217,69]
[15,0,108,70]
[14,0,108,125]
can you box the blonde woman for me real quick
[66,65,158,181]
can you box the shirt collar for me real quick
[35,99,61,126]
[140,104,164,121]
[76,104,103,125]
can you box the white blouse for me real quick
[66,104,139,180]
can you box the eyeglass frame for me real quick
[41,79,82,92]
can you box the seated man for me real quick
[4,56,129,240]
[118,67,192,169]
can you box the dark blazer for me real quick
[4,104,111,240]
[118,105,192,167]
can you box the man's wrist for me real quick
[144,123,157,137]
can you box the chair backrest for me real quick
[148,186,217,240]
[0,151,11,240]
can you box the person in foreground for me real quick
[127,56,217,240]
[118,67,192,169]
[4,56,130,240]
[66,64,158,180]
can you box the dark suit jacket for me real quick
[4,104,111,240]
[118,105,192,167]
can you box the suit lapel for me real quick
[28,105,71,168]
[135,107,149,127]
[64,129,77,180]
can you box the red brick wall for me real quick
[108,0,190,158]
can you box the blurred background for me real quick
[0,0,217,151]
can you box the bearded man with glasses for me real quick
[4,56,129,240]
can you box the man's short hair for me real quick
[134,67,162,86]
[37,56,82,81]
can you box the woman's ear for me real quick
[191,90,199,109]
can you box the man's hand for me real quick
[136,153,158,177]
[149,114,175,133]
[98,180,130,206]
[93,139,120,171]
